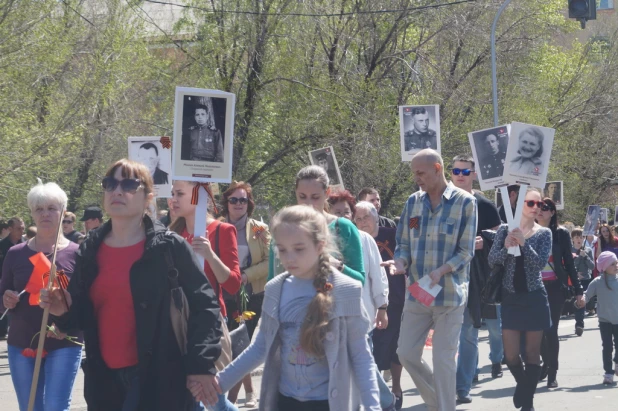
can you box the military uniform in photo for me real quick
[188,125,224,162]
[404,129,437,151]
[480,151,506,180]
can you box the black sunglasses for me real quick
[228,197,248,205]
[452,168,473,176]
[525,200,550,211]
[62,220,73,224]
[101,177,142,193]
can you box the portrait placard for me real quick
[600,208,609,224]
[171,87,235,183]
[128,136,172,198]
[503,122,555,189]
[495,189,503,209]
[543,181,563,210]
[614,206,618,225]
[468,125,510,191]
[399,104,441,161]
[309,146,344,189]
[583,205,600,237]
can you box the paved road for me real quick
[1,314,617,410]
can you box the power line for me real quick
[60,0,95,26]
[143,0,477,17]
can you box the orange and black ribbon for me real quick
[191,183,218,214]
[160,136,171,149]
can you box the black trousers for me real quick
[541,280,566,375]
[278,393,329,411]
[0,315,7,337]
[600,322,618,375]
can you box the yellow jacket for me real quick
[241,218,271,294]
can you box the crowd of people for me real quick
[0,149,617,411]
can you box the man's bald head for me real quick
[411,149,444,170]
[410,149,446,193]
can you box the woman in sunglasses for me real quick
[218,181,270,407]
[536,198,583,387]
[488,188,552,411]
[40,159,227,410]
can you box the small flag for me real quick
[26,253,51,305]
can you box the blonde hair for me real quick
[169,180,215,234]
[271,205,337,357]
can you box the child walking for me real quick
[213,205,380,410]
[578,251,618,385]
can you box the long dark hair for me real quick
[599,224,617,250]
[542,198,558,234]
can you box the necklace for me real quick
[522,225,535,239]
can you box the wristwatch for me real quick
[378,305,388,310]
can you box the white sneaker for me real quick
[383,369,392,382]
[603,373,614,385]
[245,391,257,408]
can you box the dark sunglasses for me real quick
[228,197,248,205]
[62,220,73,224]
[525,200,550,211]
[101,177,142,193]
[452,168,473,176]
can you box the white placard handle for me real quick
[500,184,528,256]
[193,185,209,268]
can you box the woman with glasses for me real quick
[40,159,229,410]
[1,181,82,411]
[218,181,270,407]
[535,198,583,388]
[488,188,552,411]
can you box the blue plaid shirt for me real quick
[394,183,477,307]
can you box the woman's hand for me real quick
[510,228,526,247]
[47,324,67,340]
[192,236,215,261]
[186,374,222,407]
[39,288,72,316]
[3,290,20,310]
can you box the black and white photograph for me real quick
[468,125,510,191]
[399,104,441,161]
[495,189,504,209]
[614,206,618,225]
[128,136,172,198]
[543,181,564,210]
[308,146,344,189]
[601,208,609,224]
[503,122,555,189]
[583,205,601,236]
[172,87,235,183]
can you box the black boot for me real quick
[522,364,542,411]
[507,363,526,408]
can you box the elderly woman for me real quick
[1,182,83,411]
[509,127,544,176]
[40,159,232,410]
[219,181,270,407]
[354,200,406,409]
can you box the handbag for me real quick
[481,264,504,305]
[164,229,232,372]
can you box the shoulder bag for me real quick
[481,264,504,305]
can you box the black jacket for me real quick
[468,230,497,327]
[550,227,583,296]
[55,215,222,411]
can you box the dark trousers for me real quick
[541,280,566,375]
[575,279,592,328]
[277,393,329,411]
[600,322,618,375]
[0,315,8,337]
[246,292,264,339]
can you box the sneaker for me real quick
[456,394,472,404]
[603,373,614,385]
[245,391,257,408]
[547,379,558,388]
[575,326,584,336]
[491,363,503,378]
[383,369,392,382]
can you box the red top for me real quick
[181,221,241,317]
[90,240,144,369]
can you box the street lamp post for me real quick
[491,0,513,127]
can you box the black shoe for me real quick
[538,362,548,381]
[547,379,558,388]
[473,374,479,383]
[456,394,472,404]
[394,394,403,410]
[492,363,503,378]
[575,326,584,336]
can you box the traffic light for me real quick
[568,0,597,29]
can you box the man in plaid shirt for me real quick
[386,149,477,411]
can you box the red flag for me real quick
[26,253,51,305]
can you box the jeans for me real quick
[368,331,396,410]
[486,305,504,364]
[8,344,82,411]
[575,279,591,328]
[456,308,478,396]
[599,322,618,375]
[198,394,239,411]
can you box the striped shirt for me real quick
[394,182,477,307]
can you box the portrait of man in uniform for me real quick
[181,99,224,163]
[309,146,344,188]
[399,104,441,161]
[468,125,510,191]
[128,136,173,198]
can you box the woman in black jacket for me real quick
[536,198,583,388]
[40,159,227,411]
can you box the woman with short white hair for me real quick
[0,181,83,411]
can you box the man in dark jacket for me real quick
[451,156,503,404]
[0,217,24,339]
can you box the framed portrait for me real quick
[468,125,510,191]
[128,136,172,198]
[583,205,600,236]
[614,206,618,225]
[600,208,609,224]
[495,189,504,209]
[171,87,235,183]
[543,181,564,210]
[308,146,344,189]
[503,122,555,189]
[399,104,441,161]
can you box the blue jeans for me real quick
[486,305,504,364]
[368,331,396,410]
[456,309,478,396]
[8,344,82,411]
[196,394,239,411]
